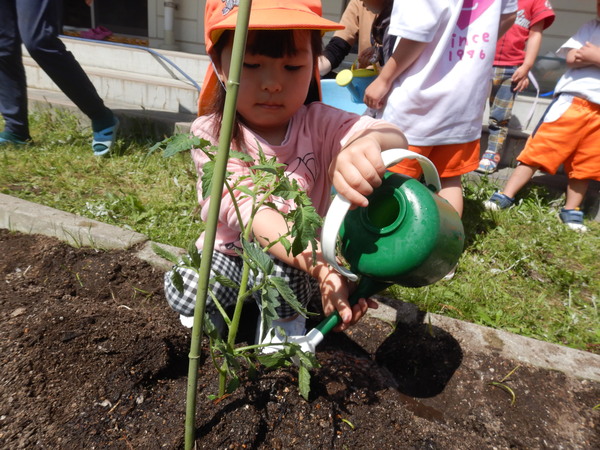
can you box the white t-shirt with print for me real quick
[379,0,518,146]
[555,19,600,105]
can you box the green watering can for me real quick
[289,149,465,354]
[335,61,379,104]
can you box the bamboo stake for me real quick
[184,2,252,448]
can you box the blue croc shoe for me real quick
[0,130,31,146]
[559,208,588,232]
[484,191,515,211]
[92,118,119,156]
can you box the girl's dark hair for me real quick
[205,29,323,149]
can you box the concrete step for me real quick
[27,87,196,140]
[22,36,210,114]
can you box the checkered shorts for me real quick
[164,250,319,319]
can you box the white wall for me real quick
[147,0,348,54]
[145,0,595,56]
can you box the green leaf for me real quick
[298,363,311,401]
[212,273,240,290]
[290,205,321,256]
[163,134,208,158]
[200,160,215,200]
[226,376,240,394]
[151,243,180,264]
[170,269,184,294]
[242,239,274,275]
[270,276,306,317]
[257,286,281,339]
[229,149,254,163]
[187,241,202,269]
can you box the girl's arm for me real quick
[252,121,407,331]
[363,38,428,110]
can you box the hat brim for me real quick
[208,8,344,52]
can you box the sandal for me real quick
[559,208,588,232]
[475,150,500,174]
[81,25,113,41]
[92,118,119,156]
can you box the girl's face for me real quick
[216,30,315,144]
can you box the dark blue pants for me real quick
[0,0,111,139]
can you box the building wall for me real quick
[146,0,595,56]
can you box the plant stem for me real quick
[184,2,252,449]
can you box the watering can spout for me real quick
[335,62,379,104]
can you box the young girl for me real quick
[164,0,408,345]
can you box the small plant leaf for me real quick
[170,269,184,295]
[298,363,311,401]
[200,160,215,200]
[163,134,208,158]
[290,205,321,257]
[187,242,202,269]
[242,239,274,275]
[270,276,307,317]
[212,273,241,290]
[151,243,180,264]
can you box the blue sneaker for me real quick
[0,130,30,146]
[484,192,515,211]
[559,208,588,232]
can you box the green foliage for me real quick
[1,109,597,358]
[158,133,323,399]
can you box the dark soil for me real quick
[0,228,598,449]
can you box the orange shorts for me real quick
[518,95,600,181]
[388,140,480,178]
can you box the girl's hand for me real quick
[317,265,378,332]
[329,135,387,208]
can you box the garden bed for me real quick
[0,229,597,448]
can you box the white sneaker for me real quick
[258,315,306,354]
[179,314,194,328]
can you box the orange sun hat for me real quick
[198,0,344,115]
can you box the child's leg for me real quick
[564,178,589,210]
[439,175,463,217]
[502,164,538,198]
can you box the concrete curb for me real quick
[1,193,599,382]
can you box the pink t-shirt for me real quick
[494,0,555,66]
[190,102,381,255]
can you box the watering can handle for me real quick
[321,148,441,281]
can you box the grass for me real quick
[1,110,598,354]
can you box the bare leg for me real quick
[502,164,538,198]
[439,175,463,217]
[564,178,589,210]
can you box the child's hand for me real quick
[317,266,378,332]
[329,135,387,208]
[574,42,600,67]
[358,46,377,68]
[363,76,391,110]
[511,65,530,92]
